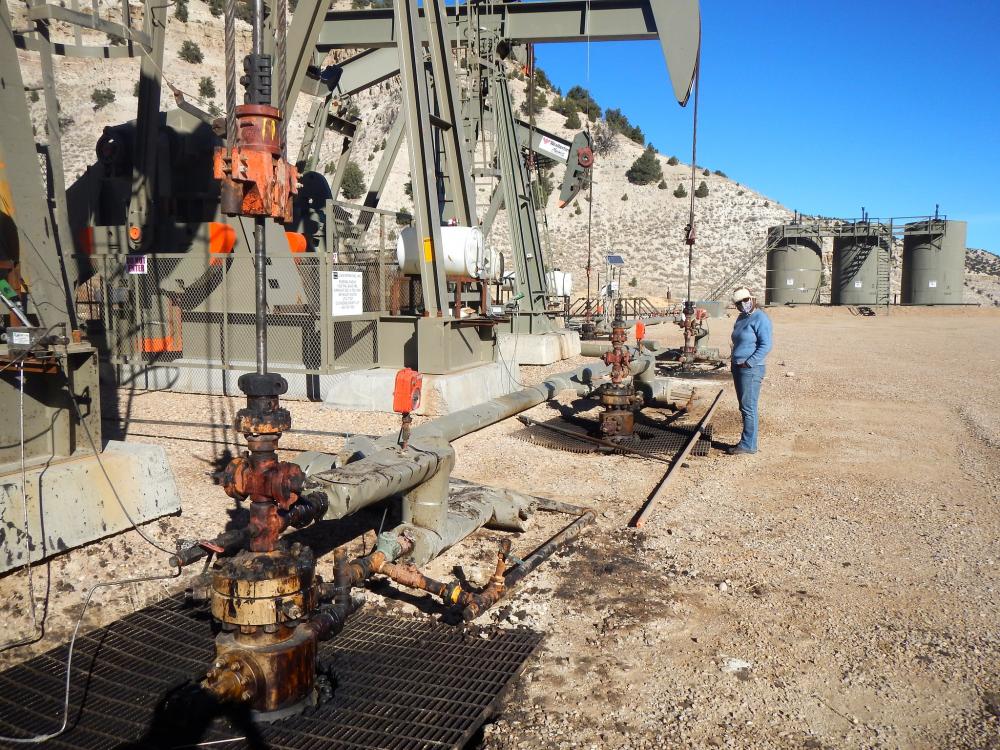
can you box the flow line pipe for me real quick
[462,507,596,621]
[631,388,723,529]
[408,355,657,444]
[101,415,375,441]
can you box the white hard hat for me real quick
[732,287,753,303]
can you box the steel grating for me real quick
[513,416,713,457]
[0,594,542,749]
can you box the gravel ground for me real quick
[1,306,998,749]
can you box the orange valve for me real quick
[635,320,645,342]
[393,368,422,415]
[128,225,142,242]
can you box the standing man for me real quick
[728,287,772,455]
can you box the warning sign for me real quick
[126,255,148,274]
[331,271,363,316]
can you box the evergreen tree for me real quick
[174,0,188,22]
[667,155,679,166]
[532,67,553,90]
[564,109,581,129]
[340,161,365,200]
[178,40,203,64]
[673,183,687,198]
[565,86,601,120]
[657,180,668,190]
[198,77,216,99]
[625,146,663,185]
[694,180,709,198]
[519,87,547,117]
[604,108,644,145]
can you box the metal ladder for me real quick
[874,219,893,307]
[705,230,782,302]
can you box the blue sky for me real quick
[534,0,1000,252]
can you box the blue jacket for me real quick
[731,308,773,367]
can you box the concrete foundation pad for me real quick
[498,330,581,366]
[0,441,181,573]
[323,362,521,416]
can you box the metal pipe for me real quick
[579,340,612,357]
[408,356,656,444]
[462,508,595,621]
[254,219,267,374]
[101,415,376,441]
[631,388,723,528]
[251,0,263,57]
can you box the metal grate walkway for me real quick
[0,594,541,749]
[513,416,712,457]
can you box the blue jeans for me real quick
[732,364,765,452]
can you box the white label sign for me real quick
[786,278,794,286]
[928,280,937,288]
[854,280,863,288]
[126,255,147,274]
[537,135,570,162]
[10,331,30,345]
[331,271,363,316]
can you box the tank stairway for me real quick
[705,231,783,302]
[875,247,892,306]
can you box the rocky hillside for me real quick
[12,0,991,305]
[965,248,1000,307]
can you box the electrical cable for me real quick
[0,363,42,653]
[0,567,181,744]
[0,357,186,741]
[70,393,176,556]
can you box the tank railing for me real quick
[705,213,950,303]
[705,230,785,301]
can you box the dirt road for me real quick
[477,306,1000,750]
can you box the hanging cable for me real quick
[583,0,594,320]
[684,52,701,307]
[224,0,238,146]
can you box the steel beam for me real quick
[394,0,449,316]
[127,0,167,251]
[0,0,75,327]
[281,0,330,118]
[424,0,476,227]
[317,0,700,104]
[26,3,151,47]
[490,62,550,323]
[357,114,404,231]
